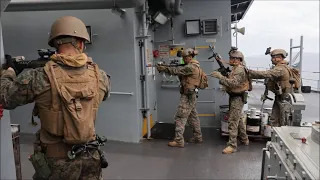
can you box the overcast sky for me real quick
[231,0,319,57]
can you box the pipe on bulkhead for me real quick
[5,0,145,12]
[140,1,152,139]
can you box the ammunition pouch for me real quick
[275,93,293,126]
[29,151,52,180]
[274,83,282,96]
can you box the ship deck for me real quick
[17,83,319,179]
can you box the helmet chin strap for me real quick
[71,41,83,54]
[54,37,84,54]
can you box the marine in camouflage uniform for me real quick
[249,49,294,127]
[156,48,203,148]
[211,49,250,154]
[0,16,110,180]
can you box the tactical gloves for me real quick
[4,54,20,75]
[211,71,223,79]
[156,64,166,72]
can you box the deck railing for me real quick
[247,66,320,92]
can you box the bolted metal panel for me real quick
[261,126,320,180]
[5,0,145,12]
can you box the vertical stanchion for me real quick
[1,2,18,178]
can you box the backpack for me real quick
[198,68,209,89]
[283,65,301,89]
[43,60,100,144]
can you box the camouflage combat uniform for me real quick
[249,49,294,127]
[249,62,292,127]
[157,59,203,147]
[211,49,250,154]
[0,55,110,180]
[0,16,111,180]
[217,66,249,147]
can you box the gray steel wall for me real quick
[1,9,145,143]
[1,0,232,143]
[154,0,230,127]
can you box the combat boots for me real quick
[241,139,249,145]
[222,146,237,154]
[168,141,184,148]
[187,137,203,143]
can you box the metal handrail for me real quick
[110,92,134,96]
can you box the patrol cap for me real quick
[229,50,244,61]
[48,16,90,47]
[271,49,288,58]
[181,48,198,57]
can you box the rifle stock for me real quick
[208,45,231,77]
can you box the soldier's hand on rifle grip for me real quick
[4,54,20,75]
[211,71,223,79]
[156,64,166,72]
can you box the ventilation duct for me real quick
[5,0,145,12]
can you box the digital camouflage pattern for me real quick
[37,150,102,180]
[174,94,202,144]
[156,62,203,147]
[0,67,110,110]
[156,63,193,76]
[0,61,110,179]
[249,64,292,127]
[270,95,293,127]
[249,66,287,93]
[211,65,249,153]
[227,96,248,148]
[214,65,248,89]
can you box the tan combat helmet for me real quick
[181,48,199,57]
[48,16,90,47]
[229,50,244,61]
[270,49,288,58]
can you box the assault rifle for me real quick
[261,80,273,102]
[157,59,186,67]
[208,45,231,77]
[260,47,274,111]
[2,49,55,74]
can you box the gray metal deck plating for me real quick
[14,84,320,179]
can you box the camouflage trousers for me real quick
[227,96,248,148]
[33,150,102,180]
[270,95,292,127]
[174,93,202,143]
